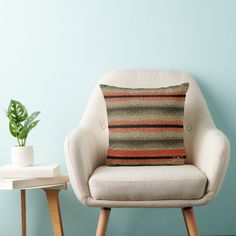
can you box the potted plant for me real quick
[6,99,40,166]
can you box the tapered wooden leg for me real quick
[21,190,26,236]
[96,208,111,236]
[44,189,64,236]
[182,207,199,236]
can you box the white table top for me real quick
[0,175,69,190]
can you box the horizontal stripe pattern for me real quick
[105,97,185,102]
[107,149,186,156]
[106,158,185,165]
[104,94,186,98]
[109,124,183,128]
[109,139,184,150]
[109,128,184,133]
[108,119,183,125]
[100,83,189,166]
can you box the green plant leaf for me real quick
[24,111,40,127]
[18,128,28,139]
[27,120,40,134]
[18,120,40,139]
[9,120,24,137]
[7,100,28,122]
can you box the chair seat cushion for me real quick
[89,165,207,201]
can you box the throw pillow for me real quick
[100,83,189,166]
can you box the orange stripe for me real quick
[108,120,183,126]
[109,128,183,133]
[105,97,185,102]
[107,149,185,157]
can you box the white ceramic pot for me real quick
[11,146,34,167]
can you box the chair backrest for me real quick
[80,70,215,165]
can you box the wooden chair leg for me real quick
[182,207,199,236]
[21,190,26,236]
[44,189,64,236]
[96,208,111,236]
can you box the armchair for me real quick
[65,70,230,236]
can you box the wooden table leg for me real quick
[21,190,26,236]
[44,189,64,236]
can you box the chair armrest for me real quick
[192,128,230,198]
[64,125,100,204]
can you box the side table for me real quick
[1,177,68,236]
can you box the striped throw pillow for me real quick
[100,83,189,166]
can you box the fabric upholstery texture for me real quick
[100,83,189,166]
[64,70,230,208]
[89,165,207,201]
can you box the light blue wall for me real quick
[0,0,235,235]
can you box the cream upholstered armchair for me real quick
[64,70,230,236]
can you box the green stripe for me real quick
[105,100,184,109]
[100,83,189,93]
[109,139,184,150]
[107,160,185,166]
[107,107,184,118]
[109,131,184,140]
